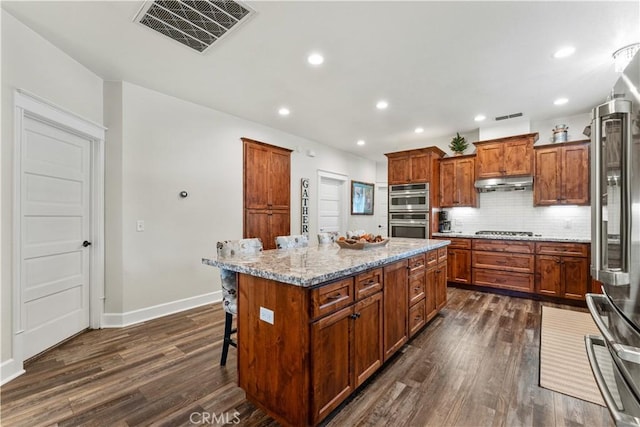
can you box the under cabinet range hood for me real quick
[474,176,533,192]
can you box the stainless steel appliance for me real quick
[475,230,534,237]
[586,52,640,426]
[389,212,429,239]
[438,211,451,233]
[474,176,533,192]
[389,183,429,212]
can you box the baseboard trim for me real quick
[102,291,222,328]
[1,358,25,385]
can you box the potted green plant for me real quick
[449,132,468,155]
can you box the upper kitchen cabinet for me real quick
[474,133,538,179]
[385,147,445,185]
[439,155,477,208]
[244,138,291,210]
[534,140,589,206]
[243,138,292,249]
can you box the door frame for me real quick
[12,89,106,369]
[317,170,348,235]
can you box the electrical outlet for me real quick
[136,220,145,232]
[259,307,274,325]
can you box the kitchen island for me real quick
[202,238,449,426]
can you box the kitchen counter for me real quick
[432,232,591,244]
[202,237,449,287]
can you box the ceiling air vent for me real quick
[495,112,524,121]
[134,0,255,53]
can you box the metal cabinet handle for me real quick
[327,293,342,300]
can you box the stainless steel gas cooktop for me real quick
[475,230,534,237]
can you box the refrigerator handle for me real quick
[591,100,632,287]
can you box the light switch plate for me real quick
[259,307,274,325]
[136,220,145,232]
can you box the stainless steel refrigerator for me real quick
[586,51,640,426]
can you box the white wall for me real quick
[1,10,104,364]
[103,81,378,314]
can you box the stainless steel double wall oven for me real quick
[389,183,429,239]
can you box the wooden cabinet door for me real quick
[269,210,290,250]
[536,255,561,296]
[311,305,354,425]
[435,262,447,310]
[383,260,408,361]
[425,267,437,320]
[562,257,589,300]
[447,249,472,284]
[562,144,589,205]
[269,148,291,210]
[244,210,270,244]
[534,147,561,206]
[504,139,533,176]
[456,157,476,207]
[439,160,455,207]
[388,155,410,184]
[410,152,430,183]
[244,142,270,209]
[353,293,383,387]
[476,143,503,178]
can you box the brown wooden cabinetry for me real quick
[385,147,445,185]
[243,138,292,249]
[439,155,477,207]
[471,239,535,292]
[474,133,538,179]
[535,242,590,300]
[408,254,426,337]
[534,141,590,206]
[383,259,408,360]
[441,238,472,284]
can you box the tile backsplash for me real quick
[443,191,591,239]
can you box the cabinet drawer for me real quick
[535,242,589,257]
[437,247,447,263]
[472,239,535,254]
[409,302,426,338]
[426,250,438,268]
[472,269,534,292]
[408,254,425,274]
[472,251,535,273]
[447,238,472,250]
[355,268,383,300]
[311,278,354,319]
[409,275,425,306]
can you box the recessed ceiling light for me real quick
[414,127,424,134]
[376,100,388,110]
[474,115,486,122]
[307,53,324,65]
[357,140,366,146]
[278,107,290,116]
[554,98,569,106]
[553,46,576,59]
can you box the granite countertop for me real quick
[202,238,450,288]
[432,232,591,244]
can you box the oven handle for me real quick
[587,294,640,365]
[389,221,428,226]
[585,335,640,427]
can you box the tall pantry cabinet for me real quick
[242,138,292,250]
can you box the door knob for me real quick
[83,240,92,247]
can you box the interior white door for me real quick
[21,116,91,359]
[376,184,388,237]
[318,175,345,234]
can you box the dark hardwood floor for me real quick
[0,288,612,426]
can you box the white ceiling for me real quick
[2,1,639,161]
